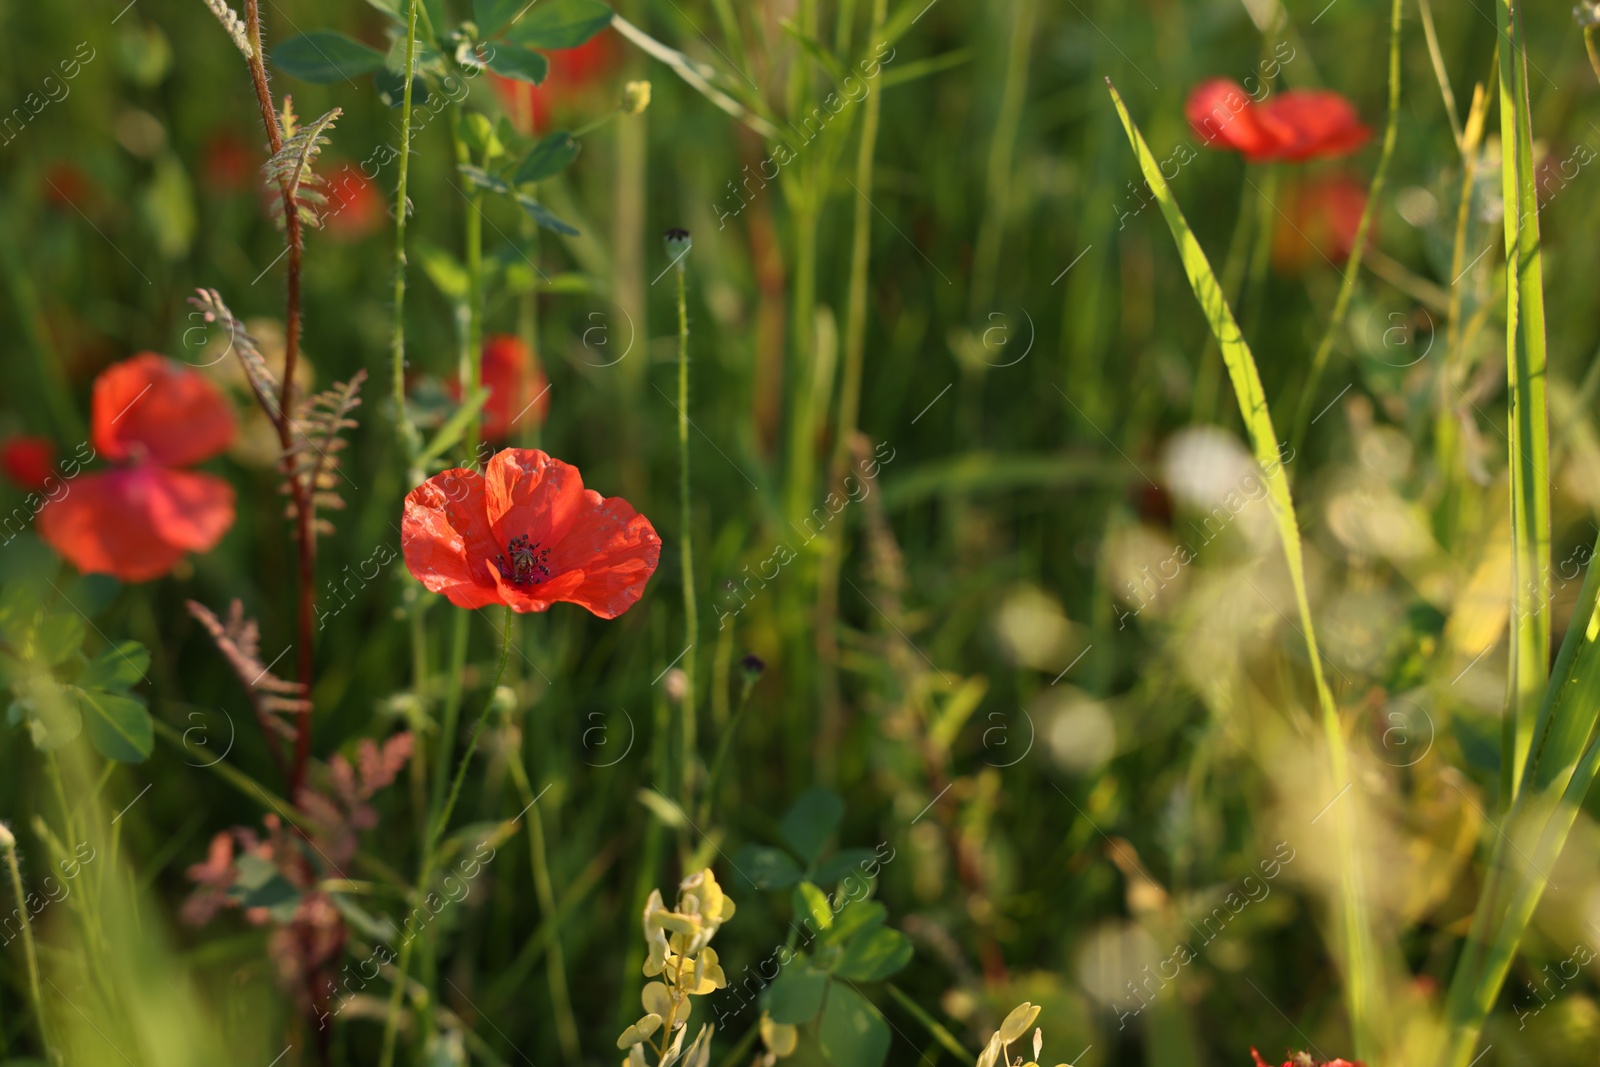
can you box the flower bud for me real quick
[622,80,652,115]
[663,228,692,267]
[0,822,13,850]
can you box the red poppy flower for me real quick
[321,164,383,240]
[2,436,55,491]
[1273,173,1370,272]
[492,32,618,134]
[1250,1048,1363,1067]
[1187,79,1369,162]
[401,447,659,617]
[453,334,550,440]
[39,354,236,582]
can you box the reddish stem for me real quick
[244,0,316,801]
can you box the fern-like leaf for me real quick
[283,370,366,538]
[187,288,283,424]
[263,104,342,231]
[186,600,309,741]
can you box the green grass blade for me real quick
[1439,529,1600,1066]
[1107,79,1382,1059]
[1495,0,1553,804]
[1288,0,1403,457]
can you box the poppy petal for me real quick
[487,566,588,614]
[39,466,234,582]
[548,494,662,618]
[484,448,588,549]
[93,353,237,467]
[484,448,661,618]
[400,467,502,609]
[1185,79,1275,159]
[1257,90,1370,161]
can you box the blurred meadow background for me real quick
[4,0,1600,1065]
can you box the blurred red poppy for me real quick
[321,164,383,240]
[492,32,618,134]
[202,130,254,193]
[1,436,55,491]
[41,161,93,210]
[1187,79,1369,162]
[39,354,236,581]
[401,447,659,617]
[1273,173,1370,272]
[1251,1049,1363,1067]
[453,334,550,440]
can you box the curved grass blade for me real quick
[1106,79,1382,1058]
[1493,0,1552,805]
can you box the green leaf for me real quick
[419,389,492,464]
[814,848,878,887]
[33,612,84,667]
[416,241,470,305]
[75,688,154,763]
[636,788,688,828]
[501,0,612,49]
[766,956,828,1024]
[818,983,891,1067]
[79,641,149,692]
[781,786,844,863]
[484,41,549,84]
[794,881,832,932]
[831,926,912,981]
[0,582,42,643]
[231,854,301,921]
[515,194,579,236]
[16,683,81,751]
[364,0,405,21]
[374,69,430,108]
[331,892,400,941]
[514,132,580,185]
[474,0,527,37]
[273,32,388,84]
[458,164,511,194]
[818,899,886,949]
[732,844,803,890]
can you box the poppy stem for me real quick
[379,605,513,1067]
[243,0,316,800]
[390,0,421,465]
[676,263,698,804]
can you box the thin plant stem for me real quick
[885,983,972,1062]
[1288,0,1404,459]
[701,670,760,825]
[676,264,699,803]
[1418,0,1463,148]
[1238,163,1277,344]
[243,0,317,799]
[391,0,422,464]
[816,0,890,781]
[968,0,1038,316]
[505,738,580,1059]
[380,605,514,1067]
[1,830,50,1058]
[1192,176,1256,423]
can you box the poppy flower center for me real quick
[494,533,551,587]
